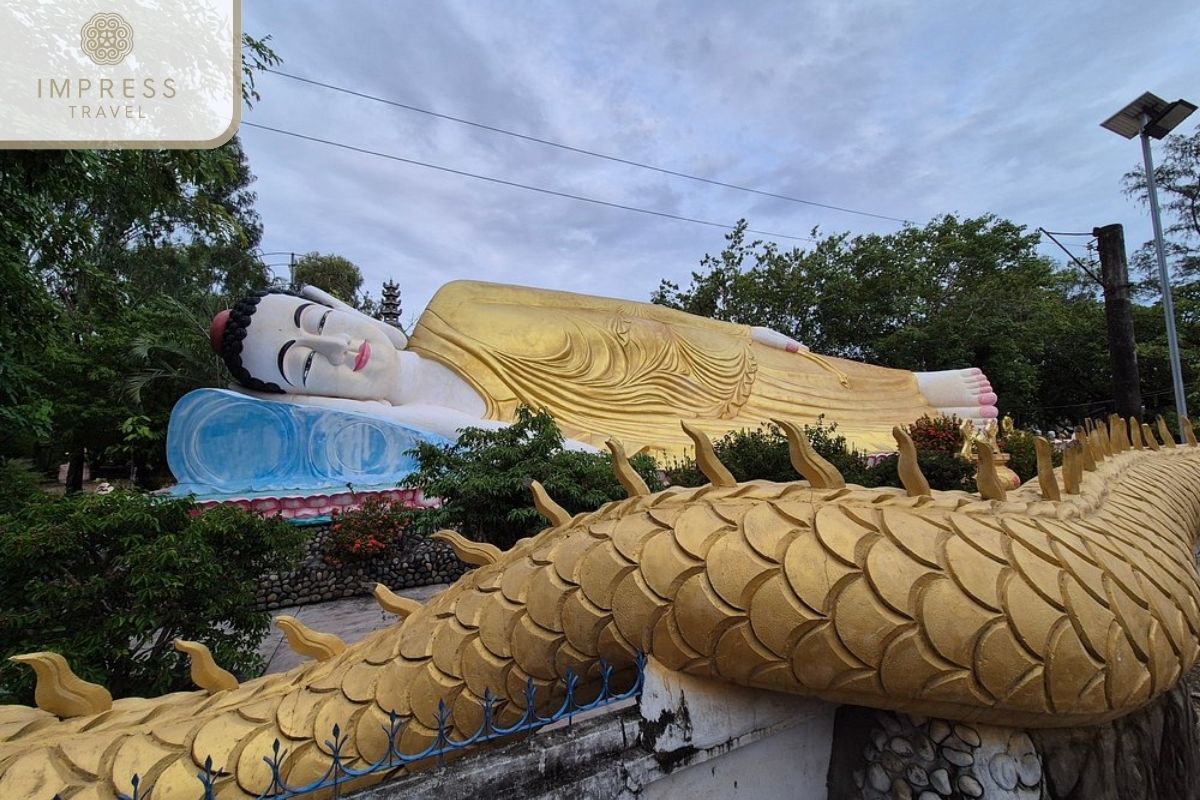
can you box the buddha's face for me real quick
[238,294,397,401]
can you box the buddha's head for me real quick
[211,290,397,401]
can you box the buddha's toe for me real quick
[915,368,998,425]
[915,368,995,409]
[937,404,999,421]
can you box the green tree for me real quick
[401,407,663,549]
[0,35,280,483]
[655,215,1106,427]
[1123,124,1200,280]
[0,492,305,703]
[1121,125,1200,420]
[292,252,365,305]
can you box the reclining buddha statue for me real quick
[10,281,1200,800]
[167,280,998,501]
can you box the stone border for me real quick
[255,525,467,610]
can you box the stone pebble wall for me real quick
[255,525,468,610]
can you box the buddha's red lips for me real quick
[353,341,371,372]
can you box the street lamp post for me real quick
[1101,92,1197,428]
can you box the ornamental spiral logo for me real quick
[80,12,134,66]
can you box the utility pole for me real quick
[1093,224,1142,420]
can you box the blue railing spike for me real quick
[176,653,645,798]
[116,773,143,800]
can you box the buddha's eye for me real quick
[302,351,315,385]
[317,310,331,333]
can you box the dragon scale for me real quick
[2,443,1200,798]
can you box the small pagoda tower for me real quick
[378,280,402,328]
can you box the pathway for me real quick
[256,583,449,674]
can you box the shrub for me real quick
[401,407,664,550]
[907,414,964,456]
[0,459,44,516]
[325,495,407,565]
[865,451,977,491]
[664,418,873,487]
[0,492,305,704]
[1000,427,1062,483]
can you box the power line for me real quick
[1039,227,1100,285]
[264,68,912,226]
[241,121,819,243]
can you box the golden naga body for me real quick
[3,419,1200,798]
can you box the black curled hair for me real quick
[219,288,303,394]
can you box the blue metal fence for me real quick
[61,654,645,800]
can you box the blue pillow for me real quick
[166,389,446,498]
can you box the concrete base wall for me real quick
[359,659,838,800]
[355,662,1200,800]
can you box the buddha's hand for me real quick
[298,284,409,350]
[750,326,849,386]
[750,326,807,352]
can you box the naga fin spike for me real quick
[680,421,737,487]
[773,418,845,489]
[1071,440,1085,490]
[1061,443,1081,495]
[1034,436,1061,501]
[1074,426,1097,471]
[174,640,238,694]
[1181,417,1197,447]
[529,480,572,527]
[1098,420,1114,456]
[372,583,423,618]
[430,530,500,566]
[974,442,1008,501]
[605,439,650,497]
[8,652,112,718]
[1129,417,1143,450]
[1142,423,1161,451]
[275,615,346,662]
[1157,415,1177,448]
[891,426,931,497]
[1107,414,1126,451]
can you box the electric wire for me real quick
[241,121,819,243]
[264,68,912,225]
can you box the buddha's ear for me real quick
[298,284,408,350]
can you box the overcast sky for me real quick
[239,1,1198,321]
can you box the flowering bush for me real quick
[907,414,965,455]
[325,495,406,565]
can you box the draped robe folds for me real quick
[407,281,940,458]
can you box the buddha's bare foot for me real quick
[915,368,998,423]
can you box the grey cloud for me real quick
[240,0,1198,316]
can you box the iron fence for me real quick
[56,653,645,800]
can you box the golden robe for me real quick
[407,281,939,459]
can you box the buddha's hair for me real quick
[219,289,303,394]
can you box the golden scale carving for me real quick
[2,416,1200,799]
